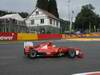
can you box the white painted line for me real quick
[72,71,100,75]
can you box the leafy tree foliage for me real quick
[36,0,59,18]
[74,4,100,32]
[36,0,48,11]
[19,12,29,18]
[0,10,9,16]
[0,10,29,18]
[48,0,59,18]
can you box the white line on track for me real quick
[72,71,100,75]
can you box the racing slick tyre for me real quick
[67,49,76,58]
[28,49,37,59]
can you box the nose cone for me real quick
[77,52,84,58]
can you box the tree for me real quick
[0,10,29,18]
[0,10,8,16]
[74,4,100,32]
[36,0,59,18]
[36,0,48,11]
[19,12,29,18]
[48,0,59,18]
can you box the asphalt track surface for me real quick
[0,40,100,75]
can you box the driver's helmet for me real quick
[24,41,33,48]
[48,41,53,46]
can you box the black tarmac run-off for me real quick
[0,40,100,75]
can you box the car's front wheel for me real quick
[28,49,37,58]
[67,49,76,58]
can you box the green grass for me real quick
[0,41,20,44]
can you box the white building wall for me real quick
[26,9,50,27]
[49,19,60,28]
[26,17,60,28]
[25,8,60,33]
[26,17,50,27]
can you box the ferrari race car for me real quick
[24,41,83,59]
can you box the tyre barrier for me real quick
[0,32,17,40]
[63,33,100,39]
[38,34,62,40]
[17,33,38,41]
[0,32,100,41]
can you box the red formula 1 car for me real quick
[24,41,83,59]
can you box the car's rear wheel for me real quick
[67,49,76,58]
[28,49,37,58]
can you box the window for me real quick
[0,28,1,32]
[40,19,44,24]
[36,11,39,15]
[6,27,9,32]
[54,20,55,25]
[56,21,58,26]
[31,19,34,24]
[50,19,52,24]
